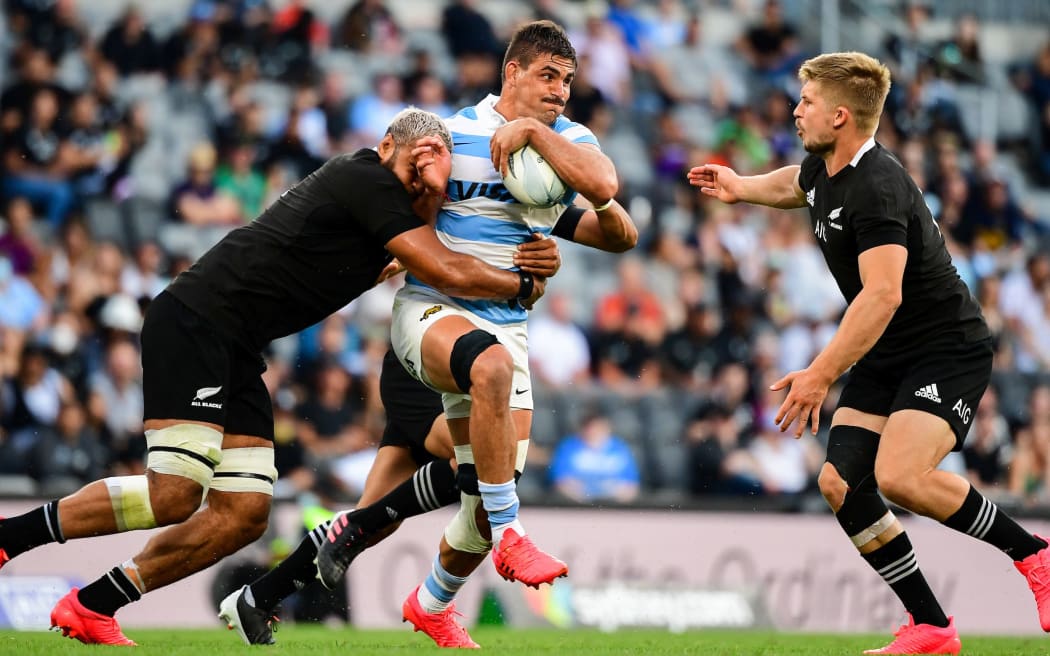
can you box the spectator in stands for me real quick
[170,142,244,226]
[962,388,1012,493]
[216,141,267,219]
[22,0,85,65]
[30,399,109,491]
[882,0,933,85]
[661,302,721,391]
[99,6,161,76]
[0,197,43,276]
[441,0,500,60]
[0,47,67,135]
[933,13,985,85]
[748,379,822,495]
[120,241,168,302]
[1,342,74,440]
[334,0,402,54]
[569,7,632,106]
[295,359,367,465]
[528,291,591,390]
[591,256,666,390]
[684,400,760,496]
[1017,41,1050,184]
[348,73,407,150]
[1009,385,1050,505]
[1001,252,1050,373]
[549,411,640,503]
[2,87,76,229]
[64,92,108,198]
[735,0,801,90]
[88,336,144,466]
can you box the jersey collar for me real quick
[848,136,877,168]
[477,94,508,127]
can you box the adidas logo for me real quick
[914,383,942,404]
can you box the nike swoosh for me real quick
[514,388,529,395]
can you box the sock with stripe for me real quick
[861,532,949,628]
[352,460,459,534]
[417,555,470,613]
[942,485,1047,560]
[246,521,329,612]
[478,480,522,547]
[0,500,65,557]
[78,563,143,617]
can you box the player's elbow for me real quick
[870,286,902,313]
[607,224,639,253]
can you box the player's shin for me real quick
[353,459,459,533]
[827,426,948,628]
[248,520,331,612]
[0,499,65,560]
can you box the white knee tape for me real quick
[210,447,278,495]
[105,475,157,531]
[145,424,223,489]
[444,492,492,554]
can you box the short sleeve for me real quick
[850,175,909,253]
[321,153,425,245]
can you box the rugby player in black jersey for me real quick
[689,52,1050,654]
[0,108,560,646]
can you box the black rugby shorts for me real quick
[838,336,993,449]
[378,349,444,466]
[141,291,274,440]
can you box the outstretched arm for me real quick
[688,163,807,209]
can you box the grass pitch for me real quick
[0,626,1045,655]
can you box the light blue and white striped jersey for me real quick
[405,94,600,325]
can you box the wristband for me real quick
[592,198,614,212]
[516,270,535,300]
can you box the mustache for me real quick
[543,97,565,107]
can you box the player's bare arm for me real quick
[688,163,807,209]
[386,226,547,306]
[567,199,638,253]
[771,243,906,437]
[491,118,618,205]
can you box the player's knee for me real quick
[449,329,501,393]
[817,462,848,511]
[147,474,206,525]
[213,493,272,546]
[873,464,918,508]
[468,346,512,396]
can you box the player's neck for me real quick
[824,132,874,177]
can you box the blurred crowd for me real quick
[1,0,1049,510]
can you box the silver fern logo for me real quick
[191,386,223,409]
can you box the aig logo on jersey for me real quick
[191,386,223,409]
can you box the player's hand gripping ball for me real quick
[501,145,567,208]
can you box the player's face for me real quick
[794,81,837,156]
[506,54,575,125]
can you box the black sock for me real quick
[78,566,142,617]
[943,485,1047,560]
[0,500,65,558]
[248,521,328,612]
[351,460,458,533]
[862,532,949,628]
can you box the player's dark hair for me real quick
[502,20,576,82]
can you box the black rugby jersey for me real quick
[797,140,988,358]
[167,149,423,350]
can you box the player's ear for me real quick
[378,133,396,160]
[834,105,849,129]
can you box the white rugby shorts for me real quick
[391,284,532,419]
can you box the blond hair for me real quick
[385,106,452,154]
[798,52,891,134]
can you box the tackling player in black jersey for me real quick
[689,52,1050,654]
[0,108,560,646]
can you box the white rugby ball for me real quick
[501,145,567,208]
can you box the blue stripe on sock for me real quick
[423,573,456,603]
[432,555,468,589]
[478,481,519,529]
